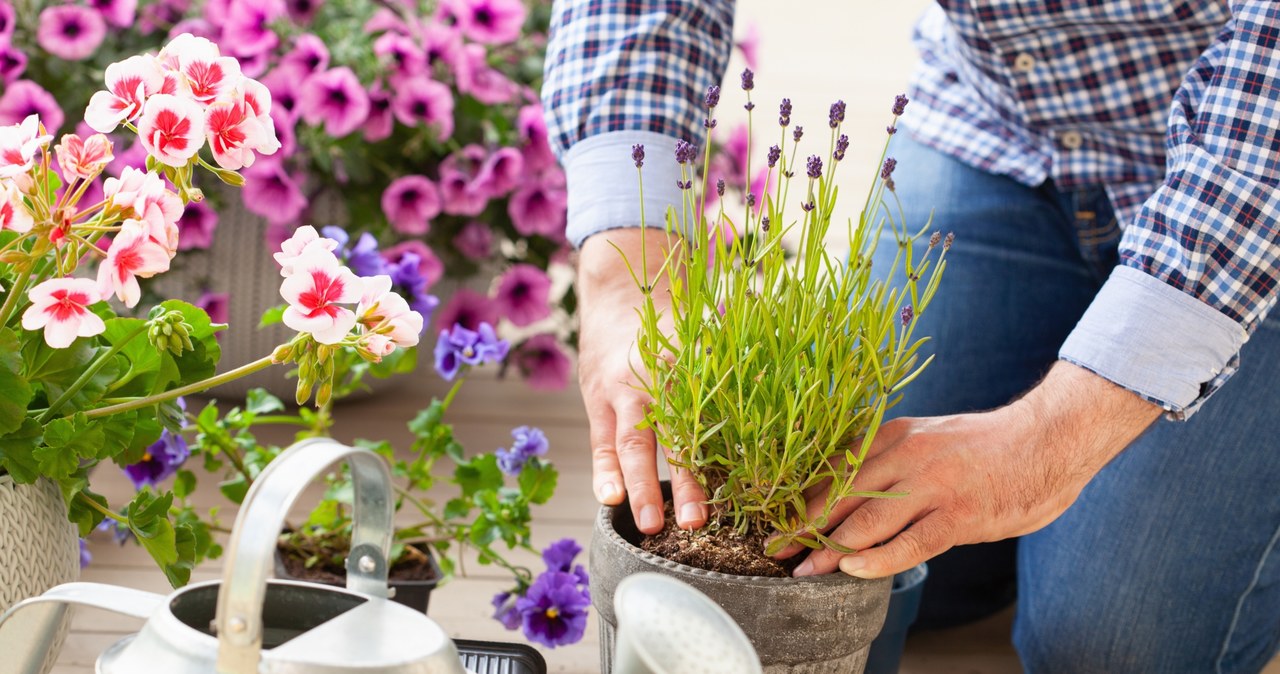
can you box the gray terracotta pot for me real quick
[590,484,892,674]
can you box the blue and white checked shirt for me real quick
[541,0,1280,419]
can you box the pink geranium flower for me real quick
[515,333,572,391]
[205,89,279,170]
[0,113,53,181]
[455,43,516,105]
[54,133,114,180]
[1,182,34,233]
[273,224,338,275]
[97,219,171,307]
[161,33,243,104]
[243,158,307,225]
[448,0,526,45]
[176,199,218,250]
[299,67,370,138]
[89,0,138,28]
[434,288,499,333]
[357,275,422,347]
[508,173,567,238]
[137,93,206,167]
[453,220,493,260]
[280,247,363,344]
[392,77,453,141]
[494,264,552,327]
[381,175,441,235]
[21,277,106,348]
[37,5,107,61]
[85,55,165,133]
[0,81,63,134]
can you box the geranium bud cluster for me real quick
[147,308,196,356]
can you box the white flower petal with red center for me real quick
[356,275,421,347]
[97,219,171,307]
[273,225,339,276]
[21,277,106,348]
[137,94,206,167]
[0,114,53,179]
[183,55,243,105]
[280,249,364,344]
[85,55,165,133]
[1,183,34,233]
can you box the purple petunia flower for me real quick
[299,67,370,138]
[0,45,27,85]
[176,200,218,250]
[516,103,556,172]
[167,17,218,42]
[124,427,190,490]
[374,32,426,82]
[195,291,229,328]
[37,5,106,61]
[88,0,137,27]
[421,21,464,69]
[514,333,572,391]
[494,264,551,327]
[435,289,500,335]
[508,174,567,238]
[221,0,285,57]
[280,34,330,76]
[453,220,493,260]
[382,175,442,235]
[433,320,509,380]
[392,77,454,142]
[0,1,15,43]
[260,67,303,122]
[516,571,591,649]
[473,147,523,197]
[455,43,517,105]
[138,0,187,34]
[492,591,522,630]
[450,0,527,45]
[242,158,307,225]
[284,0,322,24]
[495,425,549,476]
[363,85,394,142]
[0,80,64,133]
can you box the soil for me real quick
[640,501,807,578]
[277,542,440,584]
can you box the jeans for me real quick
[874,133,1280,673]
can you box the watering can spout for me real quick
[0,583,164,674]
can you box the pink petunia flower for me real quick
[438,144,488,216]
[299,67,370,138]
[195,291,229,328]
[167,18,218,42]
[176,199,218,250]
[453,220,493,260]
[0,81,64,135]
[37,5,107,61]
[160,33,243,105]
[473,146,524,197]
[391,77,453,141]
[259,67,302,121]
[279,246,363,344]
[1,182,34,233]
[514,333,572,391]
[434,288,499,333]
[137,93,206,167]
[421,21,464,70]
[0,45,28,85]
[54,133,114,180]
[284,0,323,24]
[737,21,760,71]
[273,224,338,275]
[517,103,557,173]
[202,0,231,27]
[381,175,441,235]
[0,1,15,43]
[89,0,138,28]
[242,157,307,225]
[447,0,526,45]
[84,55,165,133]
[383,240,443,287]
[280,34,329,75]
[363,85,393,142]
[140,0,192,34]
[494,264,552,327]
[356,274,422,347]
[97,219,171,307]
[373,32,426,83]
[454,43,516,105]
[221,0,285,57]
[21,277,107,348]
[0,113,53,181]
[363,7,411,36]
[508,173,567,238]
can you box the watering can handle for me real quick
[0,583,165,674]
[214,438,394,674]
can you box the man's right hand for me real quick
[576,229,708,535]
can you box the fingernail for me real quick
[599,482,618,503]
[639,505,661,531]
[679,502,702,527]
[839,556,869,578]
[793,559,814,577]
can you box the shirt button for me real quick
[1059,131,1084,150]
[1013,53,1037,72]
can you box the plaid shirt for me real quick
[542,1,1280,418]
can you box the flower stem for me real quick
[78,493,125,523]
[84,354,277,420]
[39,322,149,423]
[0,265,34,329]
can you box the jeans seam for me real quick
[1215,520,1280,673]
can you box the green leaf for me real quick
[517,459,558,505]
[158,300,222,386]
[128,491,178,568]
[455,454,503,499]
[38,414,105,478]
[0,328,34,436]
[22,336,120,411]
[173,470,197,499]
[0,418,43,483]
[408,400,445,438]
[245,389,284,415]
[162,524,198,587]
[67,488,109,536]
[119,411,163,466]
[98,410,138,462]
[219,475,249,504]
[102,318,166,396]
[469,515,499,547]
[443,497,470,520]
[258,304,286,327]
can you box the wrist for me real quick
[577,229,677,313]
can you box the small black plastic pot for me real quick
[273,544,444,614]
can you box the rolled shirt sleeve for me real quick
[1061,1,1280,418]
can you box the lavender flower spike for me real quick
[704,84,720,110]
[674,139,696,165]
[767,144,781,168]
[829,100,846,128]
[834,134,849,161]
[881,157,897,181]
[778,98,792,127]
[901,305,914,326]
[793,125,804,143]
[806,155,823,180]
[631,143,644,168]
[892,94,909,116]
[740,68,755,91]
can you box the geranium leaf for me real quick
[102,318,166,396]
[0,418,44,483]
[0,328,33,435]
[159,300,222,386]
[455,454,503,499]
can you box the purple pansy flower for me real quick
[124,427,190,490]
[322,227,389,278]
[515,571,591,649]
[542,538,588,585]
[299,66,370,138]
[383,247,440,329]
[176,200,218,250]
[37,5,106,61]
[0,80,64,133]
[79,539,92,569]
[494,264,551,327]
[384,240,443,289]
[515,334,572,391]
[382,175,442,235]
[491,591,522,630]
[495,425,549,476]
[434,289,499,334]
[433,320,508,380]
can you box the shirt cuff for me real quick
[562,131,685,248]
[1059,265,1247,419]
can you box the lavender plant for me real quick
[624,76,951,557]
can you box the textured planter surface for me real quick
[0,476,81,673]
[591,494,891,674]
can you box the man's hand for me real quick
[784,361,1162,578]
[577,229,708,534]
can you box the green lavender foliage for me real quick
[623,92,950,555]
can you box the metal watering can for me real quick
[0,438,470,674]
